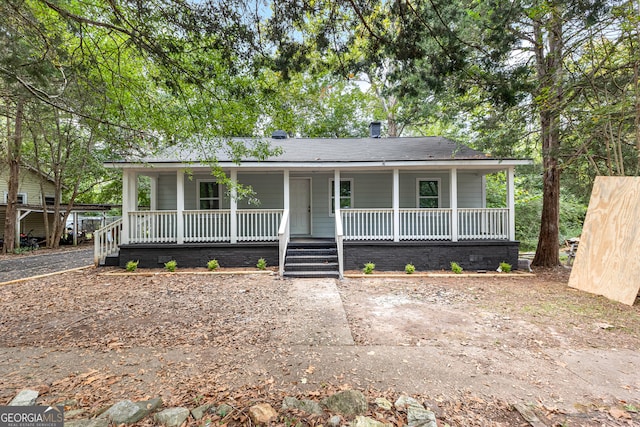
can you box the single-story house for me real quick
[96,126,531,277]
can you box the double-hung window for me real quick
[198,180,220,209]
[417,179,440,208]
[330,179,353,214]
[3,192,26,204]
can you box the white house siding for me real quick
[457,172,484,208]
[236,173,284,209]
[1,167,57,239]
[157,174,177,210]
[350,172,393,208]
[0,168,57,206]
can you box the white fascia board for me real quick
[107,159,533,171]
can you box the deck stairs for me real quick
[283,239,340,279]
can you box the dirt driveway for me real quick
[0,267,638,426]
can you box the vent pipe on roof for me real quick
[272,130,288,139]
[369,121,381,138]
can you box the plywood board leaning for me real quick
[568,176,640,305]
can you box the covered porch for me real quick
[95,166,518,276]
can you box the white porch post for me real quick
[393,169,400,242]
[176,170,184,244]
[334,169,341,220]
[283,170,290,211]
[149,174,158,211]
[121,170,131,244]
[230,169,238,244]
[507,167,516,241]
[450,168,458,242]
[15,209,21,248]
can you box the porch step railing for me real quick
[94,218,122,265]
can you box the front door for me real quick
[290,178,311,235]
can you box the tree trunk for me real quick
[533,111,562,266]
[2,99,24,254]
[532,4,563,267]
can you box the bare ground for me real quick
[0,265,638,426]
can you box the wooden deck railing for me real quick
[184,210,231,242]
[458,208,509,240]
[342,209,394,240]
[400,208,452,240]
[125,209,283,244]
[237,209,282,242]
[129,211,178,243]
[341,208,509,241]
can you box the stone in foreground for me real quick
[248,403,278,425]
[323,390,368,416]
[9,390,39,406]
[154,407,190,427]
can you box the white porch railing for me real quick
[342,209,394,240]
[237,209,283,241]
[184,210,230,242]
[123,209,283,244]
[341,208,509,241]
[111,208,508,248]
[458,208,509,240]
[94,218,122,265]
[278,210,290,277]
[400,208,452,240]
[129,211,177,243]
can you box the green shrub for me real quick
[405,263,415,274]
[499,262,512,273]
[363,262,375,274]
[125,260,139,272]
[207,259,220,271]
[256,258,267,270]
[164,260,177,272]
[450,262,463,274]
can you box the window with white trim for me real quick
[330,179,353,214]
[43,195,55,205]
[3,192,26,204]
[417,179,440,208]
[198,180,220,209]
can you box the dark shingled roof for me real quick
[135,136,493,164]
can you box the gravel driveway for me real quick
[0,247,93,283]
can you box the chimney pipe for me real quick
[369,121,381,138]
[272,130,288,139]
